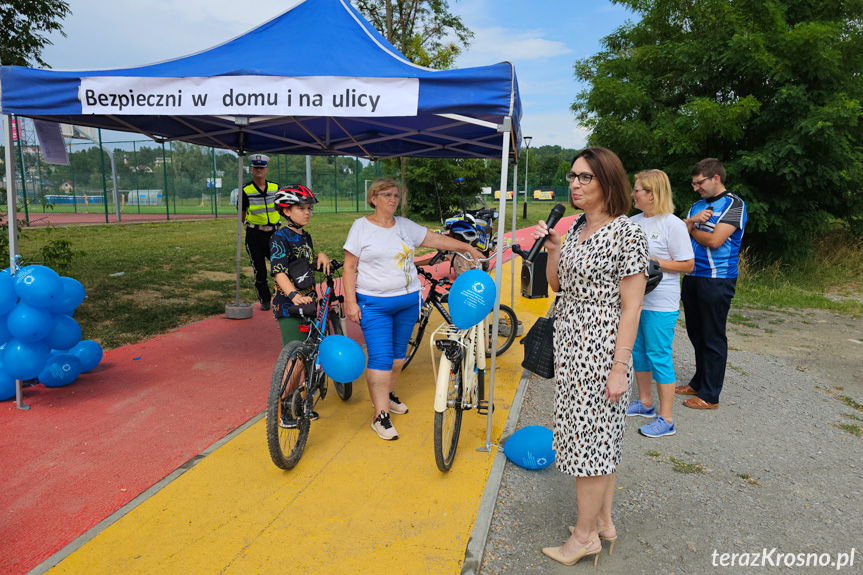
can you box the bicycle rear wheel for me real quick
[326,311,353,400]
[486,304,518,357]
[266,342,311,469]
[433,359,464,472]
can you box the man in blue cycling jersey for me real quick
[676,158,747,410]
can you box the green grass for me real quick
[728,312,760,328]
[737,473,759,486]
[645,450,661,457]
[669,456,706,474]
[835,423,862,437]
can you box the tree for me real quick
[0,0,71,67]
[353,1,474,215]
[573,0,863,258]
[353,0,473,68]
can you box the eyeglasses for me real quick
[565,171,596,185]
[379,192,401,200]
[633,187,649,193]
[691,176,711,189]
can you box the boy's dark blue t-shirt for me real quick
[269,226,315,318]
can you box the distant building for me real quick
[59,180,74,193]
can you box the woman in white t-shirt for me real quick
[343,178,484,441]
[627,170,694,438]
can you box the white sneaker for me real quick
[371,411,399,440]
[389,392,409,415]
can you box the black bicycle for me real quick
[402,250,518,371]
[266,259,352,470]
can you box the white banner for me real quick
[33,120,69,165]
[80,76,419,117]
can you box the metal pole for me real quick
[110,151,121,221]
[522,136,532,220]
[480,117,512,453]
[161,142,170,220]
[133,141,140,214]
[235,153,244,305]
[4,114,28,410]
[212,147,218,217]
[97,129,110,223]
[305,155,312,189]
[14,116,29,224]
[510,163,518,309]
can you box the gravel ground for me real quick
[480,315,863,574]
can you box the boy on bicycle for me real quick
[269,185,331,346]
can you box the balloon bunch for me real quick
[0,265,103,400]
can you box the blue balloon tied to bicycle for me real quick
[318,334,365,383]
[448,269,497,329]
[504,425,555,470]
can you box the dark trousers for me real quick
[245,227,275,304]
[681,275,736,404]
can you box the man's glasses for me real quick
[691,177,711,189]
[379,192,401,200]
[565,172,596,185]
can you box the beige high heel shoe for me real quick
[569,525,618,555]
[542,535,601,566]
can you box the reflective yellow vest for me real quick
[243,181,280,226]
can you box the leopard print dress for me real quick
[552,215,648,477]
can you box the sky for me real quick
[33,0,638,150]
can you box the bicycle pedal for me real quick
[477,400,495,415]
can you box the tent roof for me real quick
[0,0,522,160]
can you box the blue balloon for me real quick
[0,314,11,344]
[318,334,366,383]
[38,353,82,388]
[42,314,82,351]
[0,363,16,401]
[69,339,103,372]
[14,265,62,307]
[1,339,50,380]
[504,425,555,470]
[448,269,497,329]
[0,272,16,315]
[48,277,86,314]
[6,302,53,343]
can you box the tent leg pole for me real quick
[236,154,243,306]
[4,114,28,411]
[510,163,518,309]
[479,117,512,453]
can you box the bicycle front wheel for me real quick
[402,313,427,371]
[486,304,518,357]
[433,359,464,472]
[326,311,352,400]
[266,342,311,469]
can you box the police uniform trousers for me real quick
[245,227,276,304]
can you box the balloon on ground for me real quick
[69,340,103,372]
[504,425,555,470]
[448,269,497,329]
[318,334,366,383]
[38,354,82,388]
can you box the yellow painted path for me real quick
[47,260,553,575]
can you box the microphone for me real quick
[524,203,566,263]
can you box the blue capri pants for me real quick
[357,291,422,371]
[632,310,679,384]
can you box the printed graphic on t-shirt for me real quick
[394,242,414,292]
[649,230,661,241]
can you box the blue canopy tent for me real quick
[1,0,523,445]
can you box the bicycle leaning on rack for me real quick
[428,248,523,472]
[266,259,352,470]
[402,249,519,371]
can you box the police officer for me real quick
[240,154,280,310]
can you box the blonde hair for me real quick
[366,178,402,209]
[634,169,675,216]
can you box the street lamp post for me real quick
[522,136,532,220]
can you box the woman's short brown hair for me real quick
[570,147,632,217]
[366,178,402,209]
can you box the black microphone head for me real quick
[550,203,566,218]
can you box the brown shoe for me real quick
[675,384,697,396]
[682,396,718,410]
